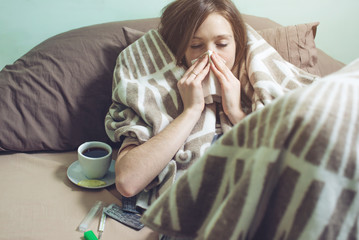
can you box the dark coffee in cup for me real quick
[78,141,112,179]
[82,147,109,158]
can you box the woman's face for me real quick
[185,13,236,70]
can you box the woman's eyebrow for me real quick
[192,36,203,40]
[215,34,233,39]
[192,34,233,40]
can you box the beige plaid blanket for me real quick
[142,59,359,239]
[105,24,318,209]
[105,24,316,167]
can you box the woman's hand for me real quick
[116,56,211,197]
[177,55,210,116]
[210,52,245,124]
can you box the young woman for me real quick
[114,0,247,198]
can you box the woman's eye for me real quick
[217,43,228,48]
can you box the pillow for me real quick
[123,26,147,46]
[316,48,345,76]
[0,18,160,152]
[257,22,320,75]
[0,22,127,152]
[123,27,146,47]
[123,22,320,75]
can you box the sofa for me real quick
[0,14,345,240]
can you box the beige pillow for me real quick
[123,22,320,75]
[257,22,320,75]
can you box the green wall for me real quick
[0,0,171,69]
[238,0,359,66]
[1,0,358,69]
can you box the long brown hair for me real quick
[159,0,247,67]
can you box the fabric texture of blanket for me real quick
[141,59,359,239]
[105,25,317,208]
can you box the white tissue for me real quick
[191,50,221,104]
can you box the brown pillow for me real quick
[123,27,146,46]
[0,18,160,152]
[123,26,147,46]
[0,22,127,152]
[257,22,320,75]
[123,22,320,75]
[316,48,345,76]
[241,14,344,76]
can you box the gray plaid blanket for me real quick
[142,59,359,239]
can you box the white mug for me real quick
[78,141,112,179]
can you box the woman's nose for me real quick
[206,45,215,53]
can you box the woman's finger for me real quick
[181,62,197,81]
[192,55,209,75]
[210,52,231,80]
[194,63,210,83]
[184,55,209,82]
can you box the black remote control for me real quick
[121,196,140,214]
[104,203,144,231]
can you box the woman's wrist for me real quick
[181,107,203,124]
[227,109,246,125]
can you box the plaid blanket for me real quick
[141,59,359,239]
[105,24,318,209]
